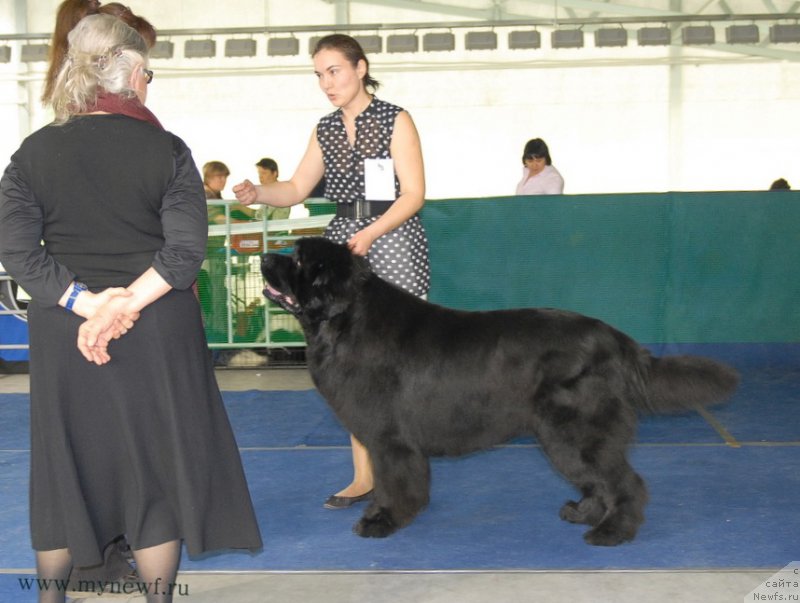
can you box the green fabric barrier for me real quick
[420,191,800,344]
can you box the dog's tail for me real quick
[638,353,740,414]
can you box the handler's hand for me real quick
[85,288,139,339]
[233,179,258,205]
[77,294,141,365]
[347,228,378,257]
[73,287,131,320]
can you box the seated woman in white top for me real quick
[515,138,564,195]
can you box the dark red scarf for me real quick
[85,91,163,129]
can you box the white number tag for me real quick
[364,158,395,201]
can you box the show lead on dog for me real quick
[0,14,261,603]
[234,34,431,509]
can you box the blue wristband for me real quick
[65,282,87,312]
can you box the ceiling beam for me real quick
[348,0,497,20]
[763,0,800,12]
[350,0,683,20]
[515,0,684,17]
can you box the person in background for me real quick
[42,0,100,105]
[201,160,235,353]
[0,15,261,602]
[255,158,290,221]
[98,2,156,47]
[201,161,256,360]
[256,157,279,185]
[233,33,430,510]
[204,161,255,222]
[515,138,565,195]
[769,178,791,191]
[203,160,229,201]
[42,0,156,106]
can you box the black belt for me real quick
[336,201,394,219]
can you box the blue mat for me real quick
[179,444,799,572]
[0,350,798,573]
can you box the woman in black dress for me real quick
[0,15,261,603]
[233,34,430,509]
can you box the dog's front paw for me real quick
[353,508,397,538]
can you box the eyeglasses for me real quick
[142,68,154,84]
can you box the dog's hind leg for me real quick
[538,436,608,528]
[353,438,430,538]
[538,410,648,546]
[543,441,647,545]
[581,455,648,547]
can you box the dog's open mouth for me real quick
[263,283,301,315]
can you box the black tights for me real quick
[35,549,71,603]
[35,539,181,603]
[131,540,181,603]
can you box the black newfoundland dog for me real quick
[261,237,739,546]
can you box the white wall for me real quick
[0,0,798,198]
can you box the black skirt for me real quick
[26,288,262,566]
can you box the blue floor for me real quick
[0,348,798,573]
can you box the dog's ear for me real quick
[292,238,359,319]
[312,255,356,290]
[298,238,354,287]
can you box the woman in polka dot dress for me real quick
[234,34,430,509]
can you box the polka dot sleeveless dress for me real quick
[317,97,430,297]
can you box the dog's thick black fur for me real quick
[261,237,739,546]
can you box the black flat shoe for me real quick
[323,489,373,509]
